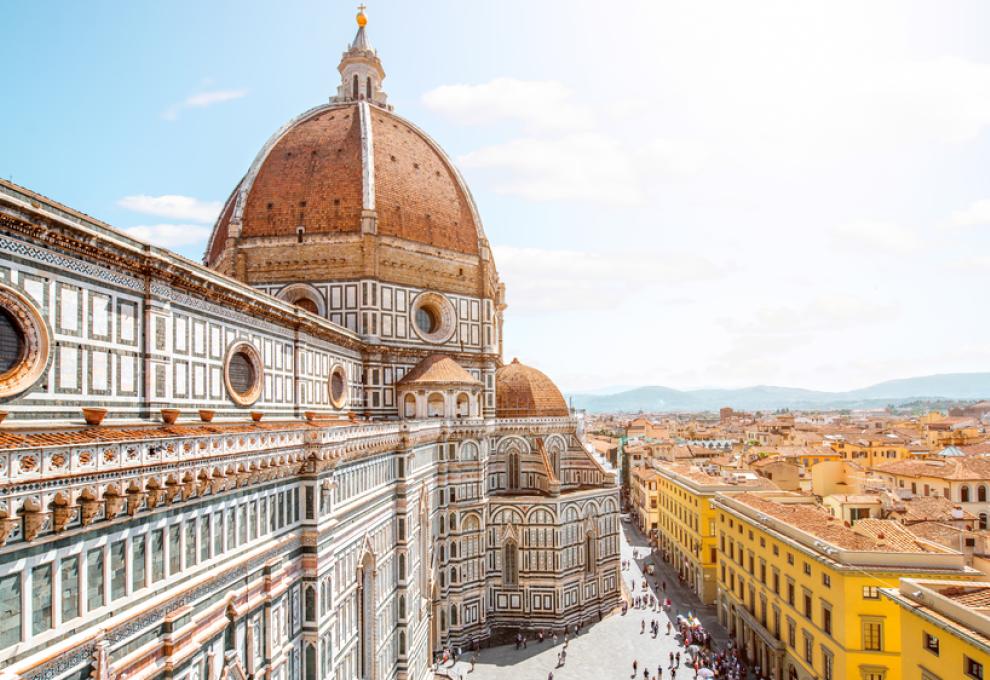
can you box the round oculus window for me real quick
[0,283,50,400]
[409,292,456,344]
[224,341,264,406]
[328,364,348,409]
[415,306,439,335]
[0,308,25,376]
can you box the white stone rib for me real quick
[358,101,376,211]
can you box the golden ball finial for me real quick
[356,4,367,27]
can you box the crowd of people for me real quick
[618,548,755,680]
[434,542,761,679]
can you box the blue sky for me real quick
[4,1,990,393]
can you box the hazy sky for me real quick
[3,1,990,393]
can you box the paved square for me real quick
[441,522,731,679]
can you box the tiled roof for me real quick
[730,493,948,553]
[892,495,977,523]
[495,359,569,419]
[396,354,481,387]
[874,457,990,480]
[207,102,482,265]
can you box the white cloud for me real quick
[495,245,721,312]
[422,78,592,133]
[831,220,923,254]
[118,194,222,223]
[162,88,247,121]
[460,133,641,205]
[636,138,712,177]
[124,224,212,249]
[950,199,990,228]
[722,294,899,336]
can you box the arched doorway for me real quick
[403,393,416,419]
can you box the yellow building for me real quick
[712,492,978,680]
[828,434,911,468]
[630,466,660,535]
[654,463,775,604]
[884,578,990,680]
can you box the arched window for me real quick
[397,553,405,579]
[352,74,359,99]
[450,604,458,626]
[399,631,406,656]
[403,393,416,418]
[366,76,372,99]
[450,541,457,559]
[449,566,457,584]
[358,554,374,679]
[980,486,988,503]
[503,542,518,586]
[962,486,971,503]
[450,514,457,532]
[981,514,988,531]
[585,532,596,574]
[427,393,444,418]
[398,595,406,619]
[507,452,520,491]
[456,392,470,417]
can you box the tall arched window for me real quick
[980,486,988,503]
[963,486,971,503]
[450,604,458,626]
[366,76,372,99]
[507,452,520,491]
[358,554,375,679]
[352,74,359,99]
[503,541,518,586]
[585,532,596,574]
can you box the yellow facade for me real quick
[630,467,660,535]
[886,578,990,680]
[828,438,910,468]
[713,493,976,680]
[654,464,772,604]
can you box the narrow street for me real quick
[443,521,732,679]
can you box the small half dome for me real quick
[398,354,481,388]
[496,358,569,418]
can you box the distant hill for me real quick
[567,372,990,413]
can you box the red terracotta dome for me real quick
[496,358,570,418]
[205,101,484,266]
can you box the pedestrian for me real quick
[523,635,527,649]
[547,673,553,680]
[633,660,638,676]
[669,652,674,667]
[641,619,645,634]
[676,652,681,666]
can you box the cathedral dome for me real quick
[496,359,570,419]
[205,102,484,266]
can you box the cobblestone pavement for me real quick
[440,521,732,680]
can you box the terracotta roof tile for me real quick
[397,354,481,387]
